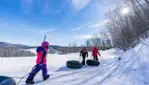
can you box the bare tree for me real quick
[85,39,92,51]
[106,0,149,51]
[68,42,78,52]
[85,33,113,50]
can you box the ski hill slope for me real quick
[0,38,149,85]
[102,39,149,85]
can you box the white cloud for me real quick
[69,22,91,31]
[21,25,55,36]
[71,0,91,11]
[39,28,55,34]
[89,19,109,28]
[70,27,82,31]
[24,28,55,34]
[73,34,92,39]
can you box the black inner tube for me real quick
[0,76,16,85]
[0,76,9,83]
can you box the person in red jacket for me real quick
[92,46,101,61]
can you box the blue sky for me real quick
[0,0,110,46]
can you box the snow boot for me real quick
[82,62,85,65]
[82,60,85,65]
[43,75,50,81]
[25,79,34,84]
[26,73,35,84]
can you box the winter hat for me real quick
[42,41,50,48]
[82,46,87,51]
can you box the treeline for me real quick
[106,0,149,51]
[85,33,113,51]
[0,48,35,57]
[51,46,83,54]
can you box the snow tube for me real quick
[0,76,16,85]
[86,60,100,66]
[66,60,82,69]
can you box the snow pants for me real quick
[93,56,98,61]
[27,64,48,81]
[82,56,86,65]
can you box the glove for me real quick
[39,64,43,67]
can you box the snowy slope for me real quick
[0,38,149,85]
[0,49,119,85]
[101,39,149,85]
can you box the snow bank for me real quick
[101,39,149,85]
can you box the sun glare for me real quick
[121,7,130,15]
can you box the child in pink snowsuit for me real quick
[26,41,50,84]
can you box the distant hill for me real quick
[0,42,83,55]
[0,42,36,57]
[0,42,31,48]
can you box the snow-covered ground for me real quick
[103,39,149,85]
[0,38,149,85]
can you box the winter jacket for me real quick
[80,48,88,57]
[92,46,100,57]
[36,46,48,64]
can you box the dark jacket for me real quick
[80,48,88,57]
